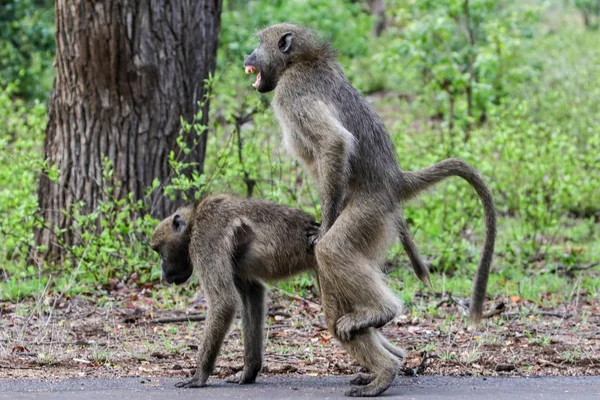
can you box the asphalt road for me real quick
[1,375,599,399]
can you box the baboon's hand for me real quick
[174,374,208,388]
[335,314,357,342]
[225,371,257,385]
[307,222,323,248]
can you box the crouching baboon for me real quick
[244,23,497,396]
[149,194,407,391]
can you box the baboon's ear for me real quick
[172,215,186,233]
[278,32,293,53]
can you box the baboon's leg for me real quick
[315,204,400,341]
[176,248,239,388]
[226,278,266,384]
[349,332,405,387]
[341,328,399,397]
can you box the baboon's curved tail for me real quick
[401,158,497,323]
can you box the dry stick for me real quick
[146,310,292,325]
[448,294,470,311]
[7,340,102,346]
[482,302,506,319]
[149,315,206,324]
[436,297,570,320]
[506,311,574,319]
[271,287,321,308]
[482,303,573,319]
[435,297,452,309]
[401,351,430,376]
[549,262,599,274]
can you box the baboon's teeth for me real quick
[245,66,257,75]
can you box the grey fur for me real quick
[149,194,406,391]
[245,23,497,396]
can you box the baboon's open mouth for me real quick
[245,65,261,89]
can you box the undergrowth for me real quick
[0,0,598,307]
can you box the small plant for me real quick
[439,350,455,362]
[36,351,59,366]
[560,349,585,363]
[160,334,185,354]
[460,345,482,364]
[532,334,552,346]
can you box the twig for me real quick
[435,297,452,309]
[505,311,574,319]
[271,287,321,308]
[312,322,328,331]
[267,311,292,318]
[145,310,291,325]
[435,295,469,315]
[148,314,206,324]
[2,340,100,346]
[548,262,599,274]
[537,358,561,368]
[0,364,41,370]
[401,351,430,376]
[482,302,506,319]
[448,294,470,311]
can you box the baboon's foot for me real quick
[349,373,375,386]
[175,373,208,388]
[345,372,396,397]
[225,369,259,384]
[336,309,396,342]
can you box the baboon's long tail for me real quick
[401,158,497,323]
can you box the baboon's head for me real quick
[244,23,335,93]
[149,206,194,285]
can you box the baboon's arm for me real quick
[303,101,355,232]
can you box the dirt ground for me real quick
[1,284,599,381]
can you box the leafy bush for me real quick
[0,88,44,266]
[0,0,55,100]
[387,0,540,135]
[1,0,599,300]
[574,0,600,29]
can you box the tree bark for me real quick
[371,0,386,37]
[35,0,222,262]
[463,0,475,140]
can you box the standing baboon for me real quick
[244,23,496,396]
[149,195,406,390]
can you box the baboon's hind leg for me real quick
[340,328,399,397]
[226,278,266,384]
[316,205,400,342]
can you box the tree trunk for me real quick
[35,0,222,262]
[371,0,386,37]
[463,0,475,138]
